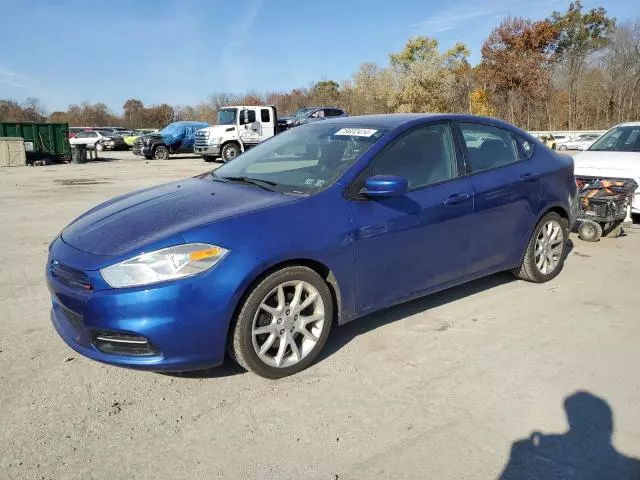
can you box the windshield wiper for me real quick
[217,176,278,191]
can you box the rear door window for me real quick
[459,123,520,173]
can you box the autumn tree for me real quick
[550,1,616,128]
[480,17,558,127]
[445,43,473,113]
[123,98,144,128]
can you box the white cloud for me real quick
[413,0,562,33]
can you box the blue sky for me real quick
[0,0,636,113]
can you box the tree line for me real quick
[1,2,638,131]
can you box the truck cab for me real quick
[194,105,278,162]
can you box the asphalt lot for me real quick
[1,150,639,479]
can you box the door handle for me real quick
[443,192,471,205]
[519,172,540,182]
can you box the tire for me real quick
[202,155,216,162]
[221,143,240,162]
[153,146,169,160]
[558,145,567,151]
[95,143,104,151]
[603,221,623,239]
[512,212,569,283]
[231,266,334,379]
[578,220,602,242]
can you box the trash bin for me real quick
[71,144,87,164]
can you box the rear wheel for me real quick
[153,146,169,160]
[513,212,568,283]
[231,266,333,378]
[578,220,602,242]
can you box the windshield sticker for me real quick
[334,128,378,137]
[304,178,326,187]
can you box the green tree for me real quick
[389,36,439,70]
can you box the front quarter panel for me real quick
[181,187,357,321]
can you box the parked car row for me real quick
[535,132,602,151]
[69,129,127,151]
[129,105,348,162]
[556,133,601,151]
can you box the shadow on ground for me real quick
[499,391,640,479]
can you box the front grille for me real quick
[194,130,209,148]
[60,305,84,332]
[92,331,159,356]
[50,261,92,290]
[132,138,144,155]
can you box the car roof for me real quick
[617,121,640,127]
[315,113,518,130]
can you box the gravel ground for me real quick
[1,152,639,479]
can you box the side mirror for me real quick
[361,175,408,198]
[240,109,250,125]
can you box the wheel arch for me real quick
[225,258,343,346]
[516,204,571,265]
[221,140,241,151]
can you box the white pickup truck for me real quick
[194,105,278,162]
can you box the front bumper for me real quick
[194,145,221,156]
[46,238,262,371]
[132,144,151,157]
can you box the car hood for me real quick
[573,151,640,178]
[61,177,296,256]
[200,125,236,135]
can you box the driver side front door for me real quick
[348,122,474,312]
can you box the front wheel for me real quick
[153,146,169,160]
[221,143,240,162]
[512,212,568,283]
[231,266,333,378]
[558,144,568,151]
[95,143,104,151]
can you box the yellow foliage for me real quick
[470,89,496,117]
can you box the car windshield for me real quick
[217,108,237,125]
[290,108,315,119]
[212,123,387,195]
[589,126,640,152]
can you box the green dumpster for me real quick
[0,122,71,164]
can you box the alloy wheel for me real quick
[251,280,325,368]
[534,219,564,274]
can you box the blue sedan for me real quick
[47,114,578,378]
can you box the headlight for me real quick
[210,136,223,145]
[100,243,228,288]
